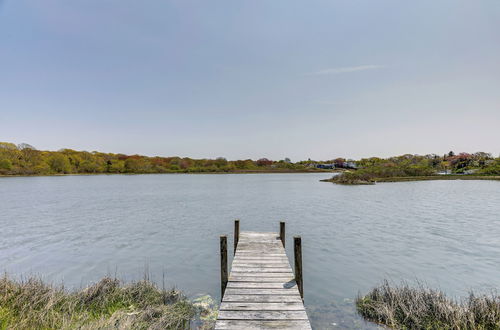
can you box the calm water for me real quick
[1,174,499,328]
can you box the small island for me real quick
[321,152,500,185]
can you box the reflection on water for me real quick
[1,174,499,328]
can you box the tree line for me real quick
[355,151,500,175]
[0,142,318,175]
[1,142,499,177]
[332,151,500,184]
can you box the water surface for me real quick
[1,174,499,328]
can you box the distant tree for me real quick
[17,143,36,150]
[79,160,99,173]
[0,142,20,165]
[256,158,273,166]
[14,143,41,173]
[0,159,12,173]
[334,158,345,167]
[33,161,51,174]
[109,160,125,173]
[169,164,180,171]
[124,157,151,173]
[47,154,71,173]
[180,158,192,170]
[0,142,18,150]
[234,160,247,169]
[472,152,492,167]
[215,157,228,168]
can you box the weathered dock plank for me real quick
[227,281,297,289]
[218,310,309,320]
[230,267,294,273]
[215,320,312,330]
[230,271,294,277]
[220,302,304,311]
[215,229,311,329]
[231,263,291,268]
[222,295,304,303]
[224,288,301,295]
[228,276,295,282]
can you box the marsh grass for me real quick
[356,280,500,329]
[0,274,196,329]
[324,174,500,185]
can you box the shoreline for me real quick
[0,273,215,329]
[321,175,500,185]
[0,169,336,178]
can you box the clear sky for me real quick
[1,1,499,160]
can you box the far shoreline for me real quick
[321,175,500,185]
[0,169,337,178]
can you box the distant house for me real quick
[463,169,479,175]
[344,161,357,169]
[314,161,357,170]
[316,163,335,169]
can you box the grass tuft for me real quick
[0,274,197,329]
[356,280,500,329]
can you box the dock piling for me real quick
[294,235,304,299]
[234,219,239,255]
[220,235,228,300]
[280,221,286,247]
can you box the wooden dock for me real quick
[215,221,311,329]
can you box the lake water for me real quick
[1,174,499,329]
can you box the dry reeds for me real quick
[0,274,194,329]
[356,280,500,329]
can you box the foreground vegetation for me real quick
[0,142,327,175]
[325,152,500,185]
[0,275,214,329]
[357,281,500,329]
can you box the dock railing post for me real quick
[220,235,228,300]
[234,219,240,255]
[279,221,286,248]
[294,235,303,300]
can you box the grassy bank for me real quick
[357,281,500,329]
[322,174,500,185]
[375,175,500,183]
[0,275,214,329]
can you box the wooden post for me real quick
[234,219,240,255]
[294,235,303,300]
[220,235,228,300]
[279,221,286,248]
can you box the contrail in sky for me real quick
[311,65,385,75]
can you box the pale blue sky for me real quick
[1,1,499,160]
